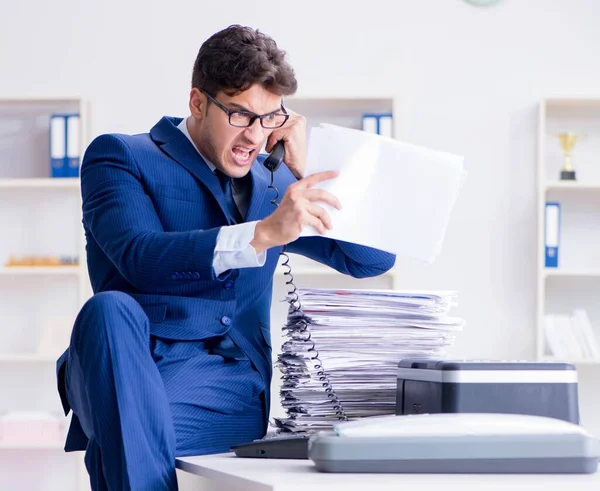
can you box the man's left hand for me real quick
[265,109,306,180]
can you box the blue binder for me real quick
[66,113,81,177]
[49,114,67,178]
[545,202,560,268]
[361,114,378,134]
[361,113,394,137]
[378,113,393,137]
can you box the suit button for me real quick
[171,273,179,280]
[193,272,200,280]
[220,316,232,326]
[224,280,234,289]
[185,272,193,279]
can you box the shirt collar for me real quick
[177,116,217,173]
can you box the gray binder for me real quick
[308,413,600,474]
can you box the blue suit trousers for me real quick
[65,291,266,491]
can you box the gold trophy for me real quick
[558,132,578,180]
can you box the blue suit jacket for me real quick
[56,115,396,450]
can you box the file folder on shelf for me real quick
[545,202,560,268]
[66,114,80,177]
[361,113,393,137]
[50,113,80,178]
[378,114,393,137]
[361,114,378,134]
[49,114,67,178]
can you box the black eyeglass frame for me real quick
[199,88,289,129]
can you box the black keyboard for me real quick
[231,434,311,459]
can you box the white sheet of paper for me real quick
[299,124,466,263]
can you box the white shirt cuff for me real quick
[213,221,267,277]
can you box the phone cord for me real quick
[267,171,348,422]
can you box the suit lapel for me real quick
[150,116,273,224]
[150,116,235,224]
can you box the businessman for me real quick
[56,24,396,490]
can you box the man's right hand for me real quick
[250,170,341,254]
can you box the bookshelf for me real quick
[544,269,600,278]
[0,178,81,189]
[0,354,61,362]
[536,98,600,365]
[0,266,81,276]
[0,97,91,491]
[0,441,66,450]
[546,182,600,191]
[267,95,399,420]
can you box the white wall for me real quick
[2,0,599,433]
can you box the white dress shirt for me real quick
[177,117,266,276]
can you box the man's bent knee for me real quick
[72,291,148,346]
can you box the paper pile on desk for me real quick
[273,288,464,434]
[299,124,466,264]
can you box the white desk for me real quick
[176,453,600,491]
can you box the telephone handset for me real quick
[263,140,285,173]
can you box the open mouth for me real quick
[231,146,255,167]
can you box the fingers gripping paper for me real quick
[299,124,466,263]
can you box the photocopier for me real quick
[232,359,600,474]
[394,359,580,422]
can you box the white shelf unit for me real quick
[546,181,600,191]
[0,98,92,491]
[0,441,66,450]
[0,354,60,362]
[0,177,80,189]
[0,266,81,276]
[267,96,399,421]
[544,269,600,278]
[536,98,600,366]
[286,94,397,141]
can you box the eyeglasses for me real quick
[200,88,289,129]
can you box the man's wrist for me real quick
[250,220,274,254]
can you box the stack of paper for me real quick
[274,288,464,434]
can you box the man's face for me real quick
[188,84,282,178]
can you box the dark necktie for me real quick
[215,170,242,223]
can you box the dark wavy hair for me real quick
[192,25,298,98]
